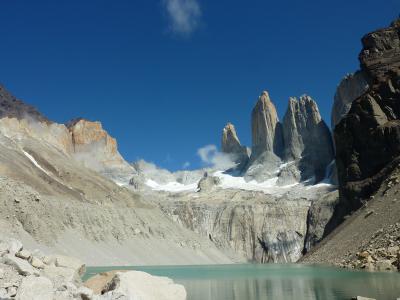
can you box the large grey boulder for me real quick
[251,91,283,158]
[42,265,81,290]
[331,71,369,129]
[282,95,334,182]
[15,276,53,300]
[53,255,86,276]
[99,271,187,300]
[0,255,38,276]
[221,122,249,169]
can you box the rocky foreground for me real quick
[0,237,186,300]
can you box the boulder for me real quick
[100,271,186,300]
[42,265,81,289]
[29,256,45,269]
[84,270,126,295]
[15,250,31,260]
[0,254,38,276]
[54,255,86,276]
[15,276,53,300]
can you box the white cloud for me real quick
[182,161,191,169]
[197,144,236,170]
[162,0,202,35]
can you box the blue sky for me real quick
[0,0,399,170]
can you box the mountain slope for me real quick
[304,19,400,271]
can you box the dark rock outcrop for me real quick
[282,95,334,182]
[332,19,400,226]
[221,122,249,169]
[0,85,50,123]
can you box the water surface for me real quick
[84,264,400,300]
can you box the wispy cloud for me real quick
[162,0,202,35]
[197,144,236,170]
[182,161,191,169]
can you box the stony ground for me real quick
[302,168,400,272]
[0,237,186,300]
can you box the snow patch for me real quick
[213,171,298,195]
[145,179,198,192]
[23,150,75,190]
[23,150,52,177]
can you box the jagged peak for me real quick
[255,91,274,109]
[284,95,323,126]
[222,122,238,137]
[252,90,279,118]
[222,122,243,152]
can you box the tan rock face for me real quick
[65,118,130,173]
[251,91,283,157]
[67,118,119,157]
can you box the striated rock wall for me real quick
[282,95,334,182]
[160,191,311,263]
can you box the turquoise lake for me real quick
[84,264,400,300]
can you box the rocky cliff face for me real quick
[160,191,309,263]
[221,123,249,169]
[245,92,283,181]
[282,95,334,182]
[66,118,133,181]
[331,71,369,129]
[360,19,400,84]
[251,91,283,158]
[245,91,334,184]
[332,19,400,225]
